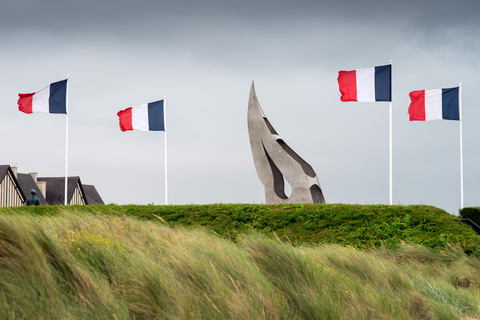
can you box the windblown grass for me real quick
[1,209,480,319]
[4,203,479,253]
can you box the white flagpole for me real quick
[389,101,392,205]
[389,60,393,205]
[164,96,168,205]
[459,82,464,209]
[64,75,70,206]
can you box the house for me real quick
[0,165,25,207]
[37,176,87,205]
[0,165,104,207]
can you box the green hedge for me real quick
[460,207,480,224]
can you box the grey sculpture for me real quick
[247,82,325,204]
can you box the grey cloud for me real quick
[1,0,479,215]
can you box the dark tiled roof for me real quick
[83,185,105,205]
[0,165,10,182]
[37,176,86,205]
[1,164,103,207]
[16,173,48,205]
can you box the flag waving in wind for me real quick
[18,79,68,114]
[18,78,70,205]
[337,63,393,205]
[117,99,165,132]
[337,65,391,102]
[408,87,459,121]
[117,98,169,205]
[407,85,464,209]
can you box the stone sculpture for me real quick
[247,82,325,204]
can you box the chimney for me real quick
[11,166,18,178]
[37,181,47,198]
[29,172,37,183]
[28,172,46,198]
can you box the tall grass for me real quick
[5,203,479,253]
[1,209,480,319]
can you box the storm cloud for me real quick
[1,0,479,213]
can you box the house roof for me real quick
[37,176,86,205]
[16,173,48,205]
[0,165,9,181]
[1,164,103,206]
[83,184,105,205]
[0,165,26,201]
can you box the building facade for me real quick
[0,166,25,207]
[0,165,103,207]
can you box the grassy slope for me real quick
[3,203,479,253]
[1,209,480,319]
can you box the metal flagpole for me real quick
[389,60,393,205]
[459,82,464,209]
[164,96,168,205]
[64,75,70,206]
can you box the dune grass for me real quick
[1,208,480,319]
[4,203,479,253]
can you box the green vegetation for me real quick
[4,203,480,253]
[460,207,480,224]
[1,204,480,319]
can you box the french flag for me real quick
[408,87,459,121]
[117,99,165,132]
[337,65,391,102]
[18,79,68,114]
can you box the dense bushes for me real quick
[2,203,480,254]
[460,207,480,224]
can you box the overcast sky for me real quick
[1,0,479,214]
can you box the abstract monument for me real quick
[247,82,325,204]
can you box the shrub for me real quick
[459,207,480,224]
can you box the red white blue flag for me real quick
[117,99,165,132]
[408,87,459,121]
[18,79,68,114]
[337,65,391,102]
